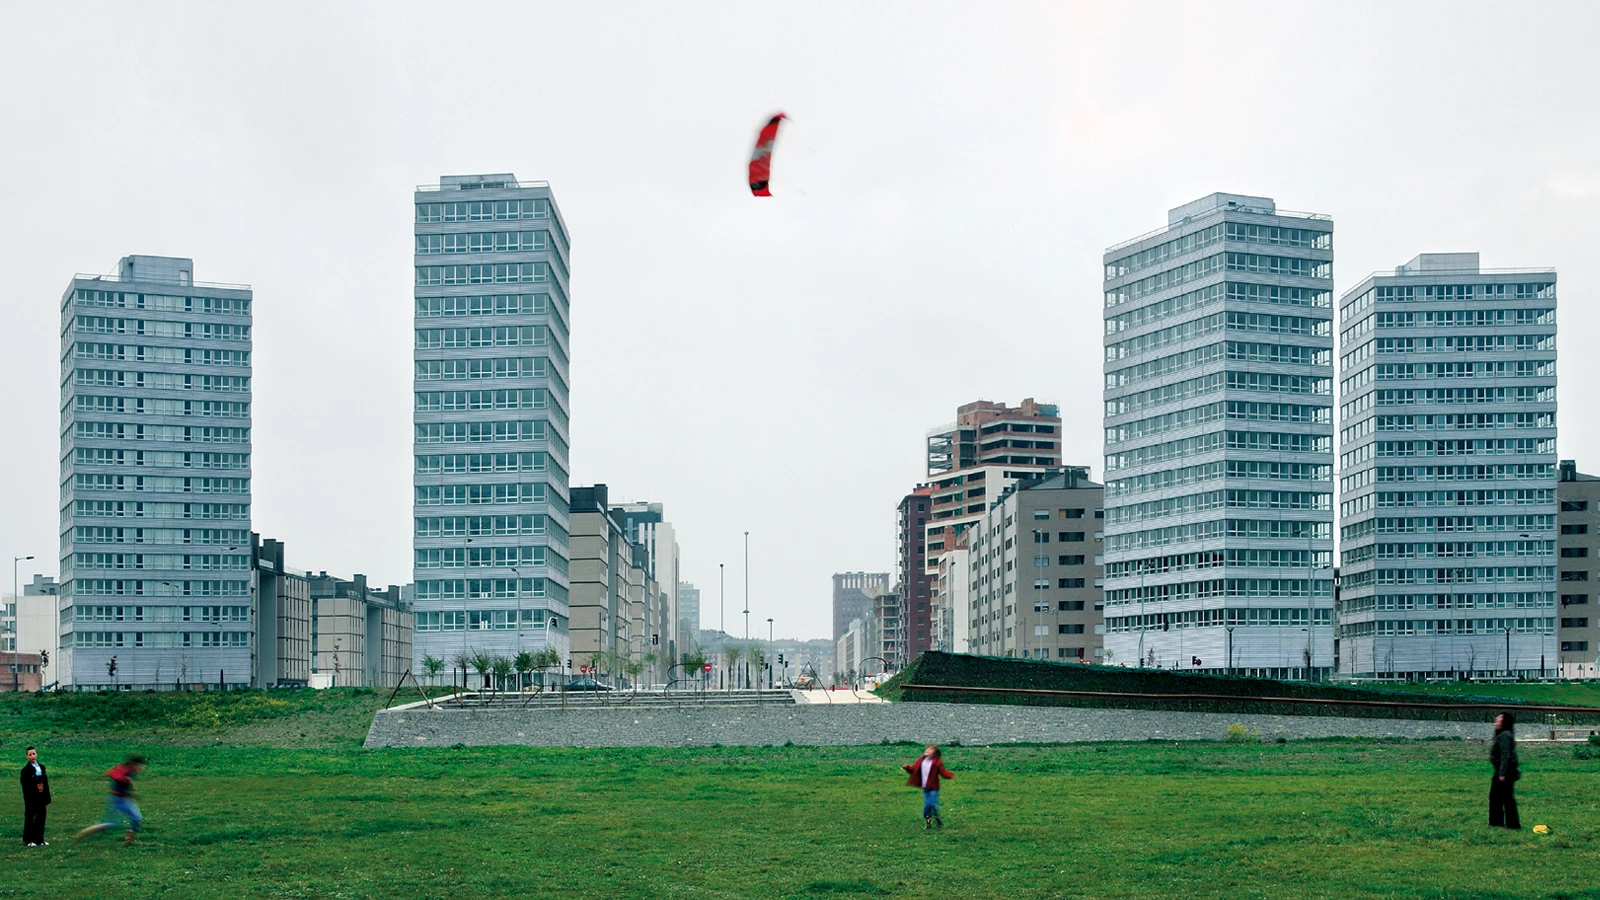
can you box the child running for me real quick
[75,754,145,845]
[902,745,955,830]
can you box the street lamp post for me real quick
[743,531,750,641]
[12,555,33,693]
[719,563,725,635]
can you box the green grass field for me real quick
[3,691,1597,899]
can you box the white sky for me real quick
[2,1,1598,641]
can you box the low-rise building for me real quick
[969,467,1105,662]
[1559,460,1600,679]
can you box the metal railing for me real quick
[416,180,551,192]
[1105,208,1332,255]
[73,272,252,291]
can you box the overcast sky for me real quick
[3,1,1598,640]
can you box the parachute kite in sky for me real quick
[748,113,787,196]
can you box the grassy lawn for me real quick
[3,693,1598,899]
[1358,680,1600,708]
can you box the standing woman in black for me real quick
[20,746,50,846]
[1489,712,1520,830]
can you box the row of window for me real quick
[74,423,248,444]
[415,230,554,256]
[1106,430,1330,471]
[1342,567,1555,589]
[413,578,565,601]
[1104,549,1329,579]
[415,389,555,412]
[1104,519,1328,554]
[76,317,248,342]
[72,449,247,470]
[1107,371,1330,420]
[63,631,249,648]
[73,343,249,367]
[1106,400,1329,444]
[1340,464,1554,493]
[1340,516,1554,542]
[415,262,564,286]
[413,515,566,538]
[76,370,249,393]
[74,290,250,316]
[415,293,558,319]
[1106,311,1330,361]
[1337,618,1554,638]
[1106,341,1329,389]
[72,579,249,596]
[73,501,248,520]
[1341,541,1554,565]
[74,397,248,418]
[415,609,558,632]
[1340,308,1554,344]
[73,552,249,571]
[74,475,247,495]
[415,325,554,349]
[415,421,550,445]
[72,605,249,622]
[1108,490,1330,526]
[414,357,562,385]
[415,546,550,568]
[1341,439,1556,470]
[72,527,249,545]
[1337,593,1556,614]
[415,198,555,224]
[415,452,552,475]
[1105,607,1333,633]
[1341,283,1556,321]
[415,483,549,506]
[1107,461,1329,499]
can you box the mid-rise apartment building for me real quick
[412,174,571,672]
[832,572,890,643]
[1102,194,1336,679]
[1336,253,1557,680]
[614,501,680,663]
[969,468,1105,661]
[58,255,254,690]
[678,582,701,646]
[925,399,1063,654]
[896,489,932,650]
[568,485,629,669]
[1556,460,1598,679]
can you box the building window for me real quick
[1057,623,1086,634]
[1059,509,1085,519]
[1562,595,1589,606]
[1562,572,1590,582]
[1033,532,1049,544]
[1562,501,1590,512]
[1562,641,1589,652]
[1562,524,1590,535]
[1033,509,1050,520]
[1562,548,1590,558]
[1058,600,1085,611]
[1561,618,1589,629]
[1034,556,1050,568]
[1058,578,1086,588]
[1058,555,1085,566]
[1059,532,1085,542]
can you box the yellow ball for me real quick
[1533,824,1550,835]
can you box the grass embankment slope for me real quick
[878,651,1600,721]
[4,690,1599,899]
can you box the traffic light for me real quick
[778,654,785,667]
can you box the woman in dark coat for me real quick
[1490,711,1520,829]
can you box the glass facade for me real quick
[412,175,571,670]
[1336,254,1557,679]
[58,256,254,689]
[1102,194,1335,680]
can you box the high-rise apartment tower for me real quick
[1335,253,1556,680]
[1102,194,1335,679]
[411,174,572,669]
[58,255,254,689]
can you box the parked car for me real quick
[562,678,614,692]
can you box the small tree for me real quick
[641,651,659,688]
[722,645,742,691]
[513,651,535,692]
[534,648,562,692]
[683,650,709,691]
[623,656,646,695]
[746,646,768,689]
[469,650,494,691]
[423,654,445,687]
[490,655,514,696]
[451,650,471,691]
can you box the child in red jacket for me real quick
[903,745,955,830]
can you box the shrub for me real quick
[1224,723,1259,743]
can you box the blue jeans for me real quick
[922,789,940,818]
[105,796,142,832]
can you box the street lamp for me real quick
[719,563,724,635]
[743,531,750,641]
[12,555,33,693]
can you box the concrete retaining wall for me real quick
[363,700,1493,749]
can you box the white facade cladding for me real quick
[58,256,254,689]
[1102,194,1335,679]
[411,174,572,670]
[1335,253,1557,680]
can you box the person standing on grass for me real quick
[1489,712,1520,830]
[20,746,51,846]
[903,745,955,830]
[74,754,145,845]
